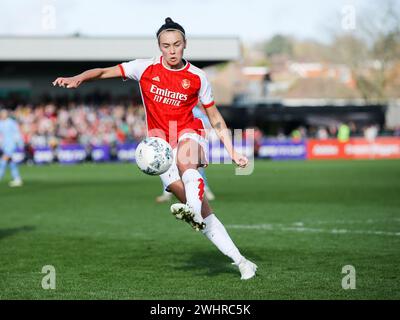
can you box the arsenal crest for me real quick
[182,79,190,89]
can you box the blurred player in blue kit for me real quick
[0,109,24,187]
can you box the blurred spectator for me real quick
[317,127,329,140]
[394,125,400,137]
[337,123,350,142]
[291,126,307,141]
[364,124,379,142]
[291,128,301,141]
[243,127,263,157]
[276,128,286,140]
[328,124,337,138]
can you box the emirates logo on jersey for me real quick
[150,84,188,106]
[182,79,191,89]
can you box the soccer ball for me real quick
[135,137,173,176]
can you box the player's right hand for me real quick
[52,76,82,89]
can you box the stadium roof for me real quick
[0,36,241,62]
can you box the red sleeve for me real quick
[118,64,126,80]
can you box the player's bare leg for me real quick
[158,167,214,203]
[169,137,257,279]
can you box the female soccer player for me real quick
[53,18,257,280]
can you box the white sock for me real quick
[202,214,245,265]
[181,169,204,218]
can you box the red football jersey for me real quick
[119,56,215,147]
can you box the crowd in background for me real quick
[13,102,147,149]
[287,123,388,143]
[1,99,397,151]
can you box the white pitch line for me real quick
[227,224,400,237]
[301,219,400,225]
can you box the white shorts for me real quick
[160,132,209,190]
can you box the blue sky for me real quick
[0,0,391,43]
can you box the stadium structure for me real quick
[0,36,241,101]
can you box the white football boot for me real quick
[9,178,23,187]
[236,258,258,280]
[170,203,205,231]
[156,191,173,203]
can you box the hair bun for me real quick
[156,17,185,39]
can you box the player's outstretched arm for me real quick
[52,65,121,89]
[205,104,248,168]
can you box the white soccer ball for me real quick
[135,137,173,176]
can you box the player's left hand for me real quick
[232,152,248,168]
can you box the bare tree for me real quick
[331,0,400,102]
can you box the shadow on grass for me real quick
[0,225,36,240]
[174,248,262,278]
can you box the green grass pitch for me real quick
[0,160,399,299]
